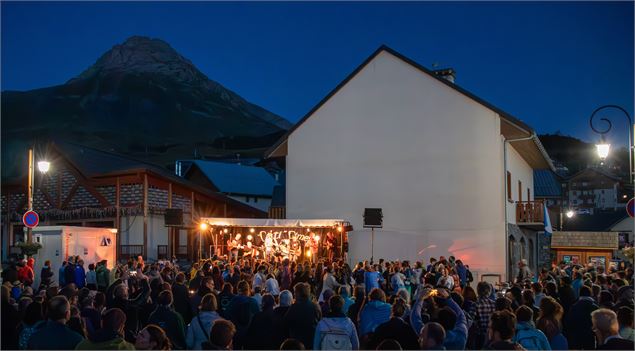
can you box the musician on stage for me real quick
[227,234,243,261]
[325,232,336,262]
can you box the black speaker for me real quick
[363,208,383,228]
[164,209,183,226]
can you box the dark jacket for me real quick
[26,320,84,350]
[367,317,419,350]
[1,300,20,350]
[40,266,54,287]
[148,305,187,350]
[558,285,576,314]
[486,340,525,350]
[75,328,134,350]
[226,294,260,349]
[283,299,322,350]
[245,308,278,349]
[564,296,598,350]
[172,282,193,323]
[64,263,76,287]
[597,337,635,350]
[106,278,150,342]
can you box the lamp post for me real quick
[26,147,50,243]
[559,209,575,231]
[589,104,634,238]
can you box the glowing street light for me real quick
[566,210,575,219]
[596,141,610,161]
[199,222,208,230]
[37,161,51,173]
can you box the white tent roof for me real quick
[200,217,346,228]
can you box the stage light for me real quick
[305,250,312,257]
[306,228,310,232]
[223,228,229,233]
[250,228,255,233]
[314,235,320,241]
[337,226,343,232]
[199,223,208,230]
[247,234,253,241]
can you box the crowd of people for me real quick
[1,253,634,350]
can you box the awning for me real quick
[199,217,349,228]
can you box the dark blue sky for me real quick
[2,1,633,146]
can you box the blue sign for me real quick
[23,210,39,228]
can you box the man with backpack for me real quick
[313,295,359,350]
[512,306,551,350]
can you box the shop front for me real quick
[551,231,618,270]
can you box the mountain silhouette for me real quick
[2,36,291,177]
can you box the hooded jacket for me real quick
[186,311,223,350]
[512,321,551,350]
[313,313,360,350]
[358,300,392,336]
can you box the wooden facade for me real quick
[1,143,266,262]
[551,231,618,270]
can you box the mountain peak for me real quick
[71,35,208,83]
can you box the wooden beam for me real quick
[143,174,148,259]
[60,183,80,209]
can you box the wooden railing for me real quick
[120,245,144,259]
[157,245,188,259]
[516,201,544,224]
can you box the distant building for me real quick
[175,160,279,212]
[267,45,555,280]
[566,168,622,213]
[1,142,265,262]
[534,170,566,209]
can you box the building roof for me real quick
[534,170,562,197]
[265,45,554,171]
[183,160,278,197]
[566,167,622,182]
[563,211,628,232]
[551,231,618,249]
[5,141,267,216]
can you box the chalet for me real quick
[175,160,278,213]
[267,45,555,280]
[566,168,623,213]
[1,142,265,262]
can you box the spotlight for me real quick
[223,228,229,234]
[250,228,255,233]
[199,223,208,230]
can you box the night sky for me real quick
[2,1,633,146]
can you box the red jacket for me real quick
[17,259,35,285]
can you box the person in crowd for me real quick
[320,266,344,302]
[18,300,44,350]
[96,260,111,292]
[266,273,281,297]
[191,276,215,316]
[106,276,151,341]
[591,308,635,350]
[226,280,259,349]
[135,324,172,350]
[187,293,224,350]
[365,265,384,295]
[27,295,84,349]
[283,282,322,349]
[2,285,20,350]
[339,285,355,315]
[313,295,359,350]
[512,305,550,350]
[40,260,54,289]
[418,322,446,350]
[368,297,417,350]
[218,282,235,318]
[201,319,237,350]
[617,306,634,341]
[558,276,576,314]
[74,259,87,289]
[271,290,293,348]
[253,265,267,293]
[473,281,496,349]
[172,272,194,324]
[280,338,306,350]
[75,308,135,350]
[85,263,97,290]
[245,294,279,349]
[252,286,264,309]
[359,287,392,339]
[614,285,634,311]
[564,285,598,349]
[148,289,187,350]
[486,310,523,350]
[58,260,67,287]
[536,296,568,350]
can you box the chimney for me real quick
[432,68,456,83]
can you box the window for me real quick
[518,180,523,202]
[507,172,512,201]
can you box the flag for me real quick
[544,204,552,236]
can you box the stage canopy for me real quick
[199,217,349,228]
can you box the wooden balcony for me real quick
[516,201,544,228]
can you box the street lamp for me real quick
[566,210,575,218]
[26,147,50,243]
[559,209,575,231]
[589,104,634,238]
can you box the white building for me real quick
[267,46,554,280]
